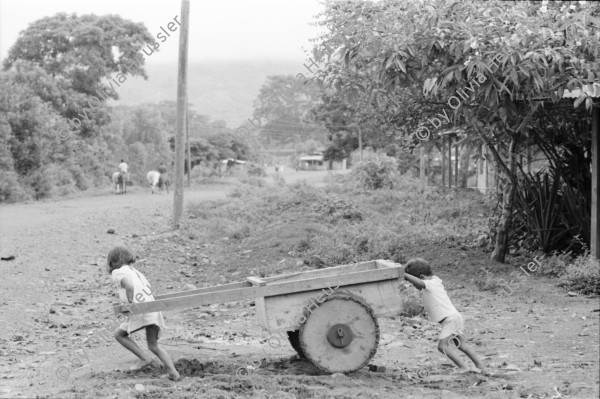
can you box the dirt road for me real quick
[0,172,598,399]
[0,184,231,397]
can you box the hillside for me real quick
[111,60,305,128]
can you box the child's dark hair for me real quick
[107,246,135,274]
[404,258,433,277]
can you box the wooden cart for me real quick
[113,259,404,373]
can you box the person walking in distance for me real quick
[157,162,170,193]
[118,159,128,174]
[118,159,129,183]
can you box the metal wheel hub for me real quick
[326,323,353,348]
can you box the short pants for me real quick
[438,312,464,340]
[118,310,166,338]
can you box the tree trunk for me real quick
[491,178,515,262]
[490,137,518,263]
[448,136,452,188]
[468,114,519,264]
[420,147,426,193]
[459,143,471,188]
[454,143,459,187]
[441,139,446,188]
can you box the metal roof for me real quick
[563,83,600,99]
[299,155,324,161]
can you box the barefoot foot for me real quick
[129,359,152,371]
[161,372,181,381]
[453,367,472,374]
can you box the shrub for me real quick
[395,151,418,176]
[227,187,243,198]
[240,176,265,187]
[186,201,211,220]
[352,155,399,190]
[308,220,411,265]
[295,238,311,253]
[559,254,600,295]
[69,164,89,191]
[473,268,513,294]
[191,163,221,181]
[399,287,426,317]
[0,170,29,203]
[196,176,230,185]
[513,171,590,254]
[274,174,286,187]
[25,168,53,200]
[247,163,266,177]
[230,223,252,240]
[310,195,363,223]
[536,251,572,277]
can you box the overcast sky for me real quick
[0,0,326,63]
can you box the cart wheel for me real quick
[287,330,306,359]
[299,293,379,373]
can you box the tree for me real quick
[312,0,600,262]
[167,120,253,171]
[308,1,455,148]
[415,0,598,260]
[310,94,359,164]
[0,67,103,199]
[3,13,156,135]
[251,75,327,147]
[4,13,155,97]
[105,104,173,181]
[254,75,321,120]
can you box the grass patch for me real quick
[472,268,513,295]
[183,177,494,281]
[523,251,600,295]
[399,287,426,317]
[559,254,600,295]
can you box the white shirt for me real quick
[421,276,459,322]
[111,265,154,304]
[118,162,128,173]
[111,265,166,336]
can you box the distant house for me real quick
[221,158,246,166]
[469,144,552,194]
[297,153,325,171]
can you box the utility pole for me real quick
[173,0,190,228]
[592,105,599,259]
[186,100,191,187]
